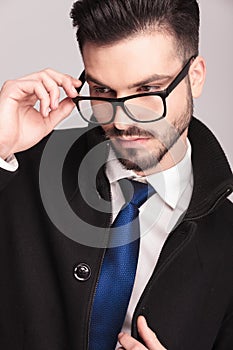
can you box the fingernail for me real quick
[139,315,147,326]
[54,99,59,108]
[45,108,50,117]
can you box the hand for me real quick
[118,316,167,350]
[0,69,82,159]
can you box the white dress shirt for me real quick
[105,141,193,348]
[0,154,18,172]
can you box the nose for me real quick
[113,104,135,130]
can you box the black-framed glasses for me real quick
[73,55,197,125]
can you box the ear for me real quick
[189,56,206,98]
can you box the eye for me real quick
[90,86,114,96]
[95,87,111,94]
[138,85,162,93]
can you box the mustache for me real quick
[104,126,155,139]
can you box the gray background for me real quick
[0,0,232,200]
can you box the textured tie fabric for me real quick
[89,180,155,350]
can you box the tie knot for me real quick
[122,179,155,208]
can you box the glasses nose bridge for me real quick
[112,99,133,123]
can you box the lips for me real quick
[114,136,151,147]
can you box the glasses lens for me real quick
[125,95,164,122]
[78,99,113,124]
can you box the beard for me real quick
[103,88,193,173]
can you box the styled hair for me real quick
[70,0,200,59]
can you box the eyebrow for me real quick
[85,73,111,89]
[85,72,173,90]
[128,73,173,88]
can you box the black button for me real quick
[73,263,91,281]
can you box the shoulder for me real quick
[17,126,90,166]
[215,198,233,227]
[196,198,233,261]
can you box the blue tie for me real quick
[89,180,155,350]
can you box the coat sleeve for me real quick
[0,167,18,191]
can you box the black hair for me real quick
[70,0,200,59]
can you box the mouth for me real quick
[113,136,151,148]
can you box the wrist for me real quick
[0,143,13,160]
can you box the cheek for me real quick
[166,86,190,120]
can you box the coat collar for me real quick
[185,117,233,219]
[64,117,233,221]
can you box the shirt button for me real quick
[73,263,91,281]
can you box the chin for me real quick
[116,147,167,173]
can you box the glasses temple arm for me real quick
[76,70,86,94]
[166,55,197,96]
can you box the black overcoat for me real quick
[0,117,233,350]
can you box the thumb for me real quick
[137,316,167,350]
[44,97,76,131]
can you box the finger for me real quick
[19,68,82,102]
[137,316,166,350]
[42,68,82,98]
[1,79,49,117]
[33,71,60,111]
[118,332,147,349]
[14,79,51,118]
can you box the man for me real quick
[0,0,232,349]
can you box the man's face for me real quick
[82,32,195,175]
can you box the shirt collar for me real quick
[106,139,193,209]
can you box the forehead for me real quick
[82,32,181,88]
